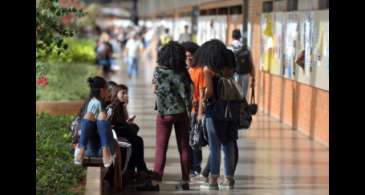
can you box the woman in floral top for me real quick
[137,41,193,191]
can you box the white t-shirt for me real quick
[230,40,243,52]
[125,39,143,58]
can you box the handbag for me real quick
[239,97,252,129]
[189,119,206,150]
[247,86,258,115]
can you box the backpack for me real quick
[70,116,81,144]
[233,45,252,75]
[210,75,242,143]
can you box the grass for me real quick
[36,62,98,101]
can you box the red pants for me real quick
[153,112,190,181]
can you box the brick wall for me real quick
[249,0,329,147]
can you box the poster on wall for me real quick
[260,10,328,91]
[312,10,329,90]
[324,23,329,73]
[283,18,298,80]
[271,12,285,76]
[261,14,274,72]
[303,12,314,77]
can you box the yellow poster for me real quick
[261,14,281,74]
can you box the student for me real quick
[137,42,193,191]
[124,33,144,78]
[182,41,204,177]
[229,29,255,98]
[201,48,241,186]
[179,25,192,43]
[107,84,152,181]
[74,76,117,168]
[158,28,172,51]
[194,40,238,190]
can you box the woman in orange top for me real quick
[182,41,204,177]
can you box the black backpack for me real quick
[209,75,241,143]
[233,45,252,75]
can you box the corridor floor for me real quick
[107,56,329,195]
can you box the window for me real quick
[218,7,228,15]
[200,10,208,16]
[287,0,298,11]
[229,5,242,15]
[262,1,273,13]
[319,0,329,9]
[208,8,217,15]
[274,0,287,12]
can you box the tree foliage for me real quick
[36,0,84,78]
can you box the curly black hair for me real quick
[181,41,200,55]
[157,41,187,72]
[225,48,236,69]
[192,39,227,73]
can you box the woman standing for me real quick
[194,40,237,190]
[137,41,193,191]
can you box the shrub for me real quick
[36,114,85,195]
[36,62,97,101]
[61,38,97,64]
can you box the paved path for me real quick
[106,53,328,195]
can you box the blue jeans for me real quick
[234,73,250,98]
[127,57,138,77]
[205,117,235,177]
[79,119,116,157]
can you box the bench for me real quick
[83,157,107,195]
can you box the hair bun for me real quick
[87,77,94,86]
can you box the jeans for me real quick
[79,119,116,157]
[234,73,250,98]
[127,57,138,78]
[205,117,235,177]
[202,140,239,177]
[153,112,190,181]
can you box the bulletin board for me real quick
[294,11,313,85]
[260,13,285,76]
[311,10,329,90]
[260,10,329,91]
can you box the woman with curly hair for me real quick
[194,40,237,190]
[137,41,193,191]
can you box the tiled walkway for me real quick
[108,54,329,195]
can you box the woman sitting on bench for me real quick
[74,76,117,168]
[107,84,152,181]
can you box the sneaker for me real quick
[190,171,200,178]
[74,145,82,165]
[219,178,235,189]
[136,180,160,191]
[200,182,219,190]
[175,181,189,191]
